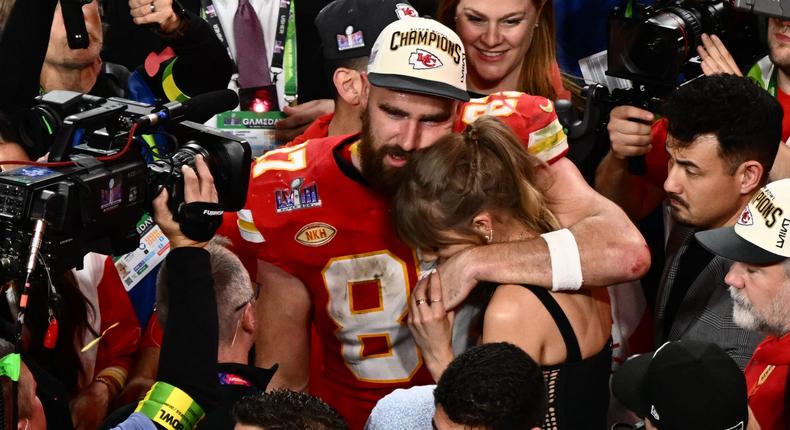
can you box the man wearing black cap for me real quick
[288,0,419,146]
[696,177,790,429]
[612,340,756,430]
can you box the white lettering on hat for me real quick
[395,3,418,19]
[409,49,443,69]
[650,405,660,421]
[738,206,754,226]
[724,422,744,430]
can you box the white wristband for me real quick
[541,228,583,291]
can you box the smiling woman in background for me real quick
[436,0,571,100]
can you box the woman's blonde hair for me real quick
[393,116,559,250]
[436,0,561,100]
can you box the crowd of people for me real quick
[0,0,788,429]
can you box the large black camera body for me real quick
[607,0,764,93]
[0,90,250,282]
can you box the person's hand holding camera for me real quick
[152,155,219,249]
[607,105,655,160]
[698,33,742,77]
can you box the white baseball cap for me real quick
[367,17,469,101]
[696,178,790,264]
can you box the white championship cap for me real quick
[696,178,790,264]
[367,17,468,101]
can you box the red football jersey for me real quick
[234,135,433,429]
[455,91,569,164]
[229,91,569,428]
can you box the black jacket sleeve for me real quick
[157,247,220,413]
[0,0,57,114]
[145,10,233,100]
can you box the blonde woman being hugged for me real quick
[394,116,611,429]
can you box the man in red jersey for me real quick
[228,17,649,429]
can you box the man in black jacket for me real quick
[104,155,274,430]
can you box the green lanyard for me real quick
[768,66,778,97]
[283,0,297,103]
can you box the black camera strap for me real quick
[177,202,224,242]
[200,0,235,72]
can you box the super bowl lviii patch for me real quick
[337,26,365,51]
[275,177,321,213]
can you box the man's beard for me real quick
[358,111,412,195]
[729,286,790,336]
[769,27,790,76]
[770,46,790,76]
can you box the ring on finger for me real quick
[414,298,426,306]
[149,2,156,13]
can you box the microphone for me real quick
[138,89,239,127]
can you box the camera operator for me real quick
[597,24,790,220]
[595,75,777,369]
[104,155,275,430]
[0,0,232,160]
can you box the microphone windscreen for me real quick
[183,89,239,123]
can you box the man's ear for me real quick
[737,160,764,195]
[333,68,366,106]
[241,304,256,334]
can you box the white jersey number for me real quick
[322,251,421,383]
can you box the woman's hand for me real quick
[407,272,455,382]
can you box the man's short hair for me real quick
[156,237,252,345]
[434,342,547,429]
[663,74,782,183]
[232,389,348,430]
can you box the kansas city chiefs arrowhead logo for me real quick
[409,49,443,70]
[395,3,418,19]
[738,206,754,226]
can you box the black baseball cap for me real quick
[314,0,419,61]
[612,341,748,430]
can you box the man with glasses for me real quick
[154,238,276,426]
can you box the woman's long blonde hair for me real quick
[436,0,561,100]
[393,116,559,250]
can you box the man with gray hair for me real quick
[696,177,790,429]
[158,237,258,360]
[155,236,275,427]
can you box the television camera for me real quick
[0,89,249,282]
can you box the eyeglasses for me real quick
[233,282,261,312]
